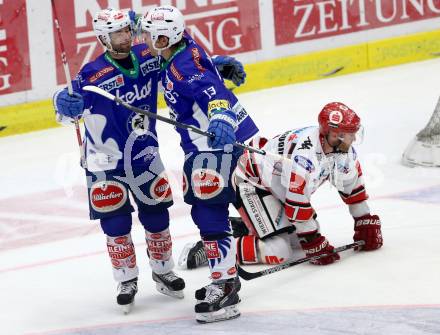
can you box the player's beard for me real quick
[336,141,351,153]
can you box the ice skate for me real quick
[195,277,241,323]
[195,275,241,301]
[152,271,185,299]
[178,240,208,269]
[116,277,138,314]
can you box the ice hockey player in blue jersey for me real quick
[140,5,259,323]
[52,8,186,314]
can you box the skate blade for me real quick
[121,302,134,315]
[156,282,184,299]
[196,305,240,324]
[178,242,194,269]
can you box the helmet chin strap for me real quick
[112,49,130,57]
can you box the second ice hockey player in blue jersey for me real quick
[140,5,259,323]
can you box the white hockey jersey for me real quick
[235,126,368,225]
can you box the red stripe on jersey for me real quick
[285,200,314,222]
[258,137,268,148]
[339,186,368,204]
[245,152,258,178]
[238,235,258,264]
[249,137,268,149]
[356,161,363,177]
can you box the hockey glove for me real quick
[213,55,246,87]
[353,214,383,251]
[207,110,237,149]
[54,88,84,119]
[300,234,340,265]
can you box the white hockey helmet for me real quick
[92,8,132,52]
[140,5,185,51]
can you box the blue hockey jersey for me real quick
[58,44,161,172]
[160,34,258,153]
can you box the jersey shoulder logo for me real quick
[170,63,184,81]
[191,47,206,72]
[88,66,115,83]
[298,136,313,150]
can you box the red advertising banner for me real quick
[0,0,31,95]
[53,0,261,86]
[274,0,440,45]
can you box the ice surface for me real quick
[1,58,440,335]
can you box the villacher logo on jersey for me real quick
[150,175,173,202]
[90,181,127,213]
[191,169,225,200]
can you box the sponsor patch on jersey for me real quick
[298,136,313,150]
[289,173,306,194]
[127,111,150,139]
[191,47,205,72]
[233,103,248,124]
[170,63,183,81]
[90,181,127,213]
[116,79,152,104]
[294,155,315,173]
[191,169,224,200]
[207,99,230,116]
[89,66,114,83]
[98,74,124,91]
[150,174,173,202]
[140,58,160,76]
[187,73,204,83]
[141,49,151,57]
[204,241,220,259]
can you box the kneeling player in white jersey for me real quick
[180,102,383,269]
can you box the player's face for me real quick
[142,31,158,56]
[109,26,132,54]
[327,130,355,153]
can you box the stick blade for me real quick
[83,85,115,101]
[237,265,261,281]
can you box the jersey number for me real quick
[203,86,217,99]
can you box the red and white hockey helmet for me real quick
[319,102,360,133]
[318,102,364,145]
[93,8,131,52]
[140,5,185,51]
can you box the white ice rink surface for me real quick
[1,59,440,335]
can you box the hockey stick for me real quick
[237,240,365,281]
[51,0,87,168]
[83,85,280,158]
